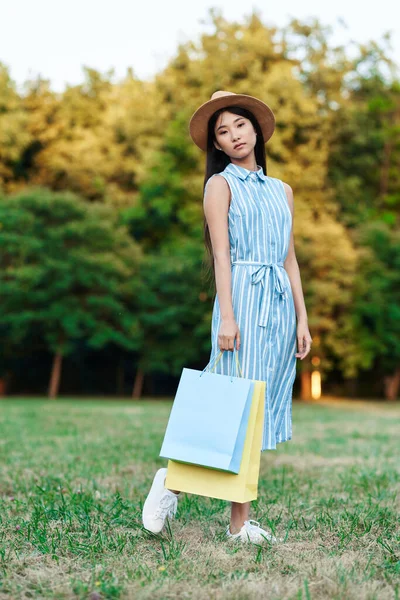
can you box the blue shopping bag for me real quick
[159,345,254,474]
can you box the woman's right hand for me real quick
[218,318,241,352]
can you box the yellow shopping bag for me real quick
[165,380,265,503]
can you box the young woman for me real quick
[142,90,312,544]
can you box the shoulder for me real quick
[204,173,231,196]
[281,181,293,200]
[203,174,232,216]
[280,181,294,212]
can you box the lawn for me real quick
[0,397,399,599]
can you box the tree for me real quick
[350,222,400,399]
[0,188,142,397]
[0,63,32,191]
[121,112,211,397]
[0,12,399,398]
[328,76,400,229]
[20,68,169,205]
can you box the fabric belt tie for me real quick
[231,260,288,327]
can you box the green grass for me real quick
[0,397,399,599]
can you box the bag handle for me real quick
[200,341,244,380]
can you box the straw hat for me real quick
[189,90,275,151]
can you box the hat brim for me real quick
[189,94,275,151]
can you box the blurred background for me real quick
[0,1,399,401]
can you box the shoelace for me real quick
[243,519,277,542]
[244,519,262,533]
[153,493,178,521]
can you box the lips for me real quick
[234,143,245,149]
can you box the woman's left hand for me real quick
[295,321,313,360]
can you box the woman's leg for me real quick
[229,501,250,533]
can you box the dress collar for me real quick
[223,162,267,182]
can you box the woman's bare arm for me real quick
[282,182,308,324]
[203,175,235,321]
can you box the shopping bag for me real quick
[165,379,265,503]
[159,347,254,474]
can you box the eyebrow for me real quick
[216,117,245,131]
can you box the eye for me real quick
[238,122,244,127]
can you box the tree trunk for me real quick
[300,370,312,400]
[48,350,63,399]
[116,356,125,396]
[132,367,144,398]
[383,367,400,401]
[344,377,358,398]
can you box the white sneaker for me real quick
[226,519,282,544]
[142,468,179,534]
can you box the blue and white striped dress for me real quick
[206,161,297,451]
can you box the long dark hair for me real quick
[201,106,267,292]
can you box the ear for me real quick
[213,140,221,151]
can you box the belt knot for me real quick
[232,260,289,327]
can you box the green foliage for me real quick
[0,10,400,393]
[121,111,200,251]
[352,222,400,373]
[0,188,142,359]
[328,78,400,228]
[0,65,32,188]
[133,246,213,376]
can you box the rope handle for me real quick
[201,343,244,378]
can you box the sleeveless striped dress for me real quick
[206,162,297,451]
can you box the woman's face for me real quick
[213,111,257,158]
